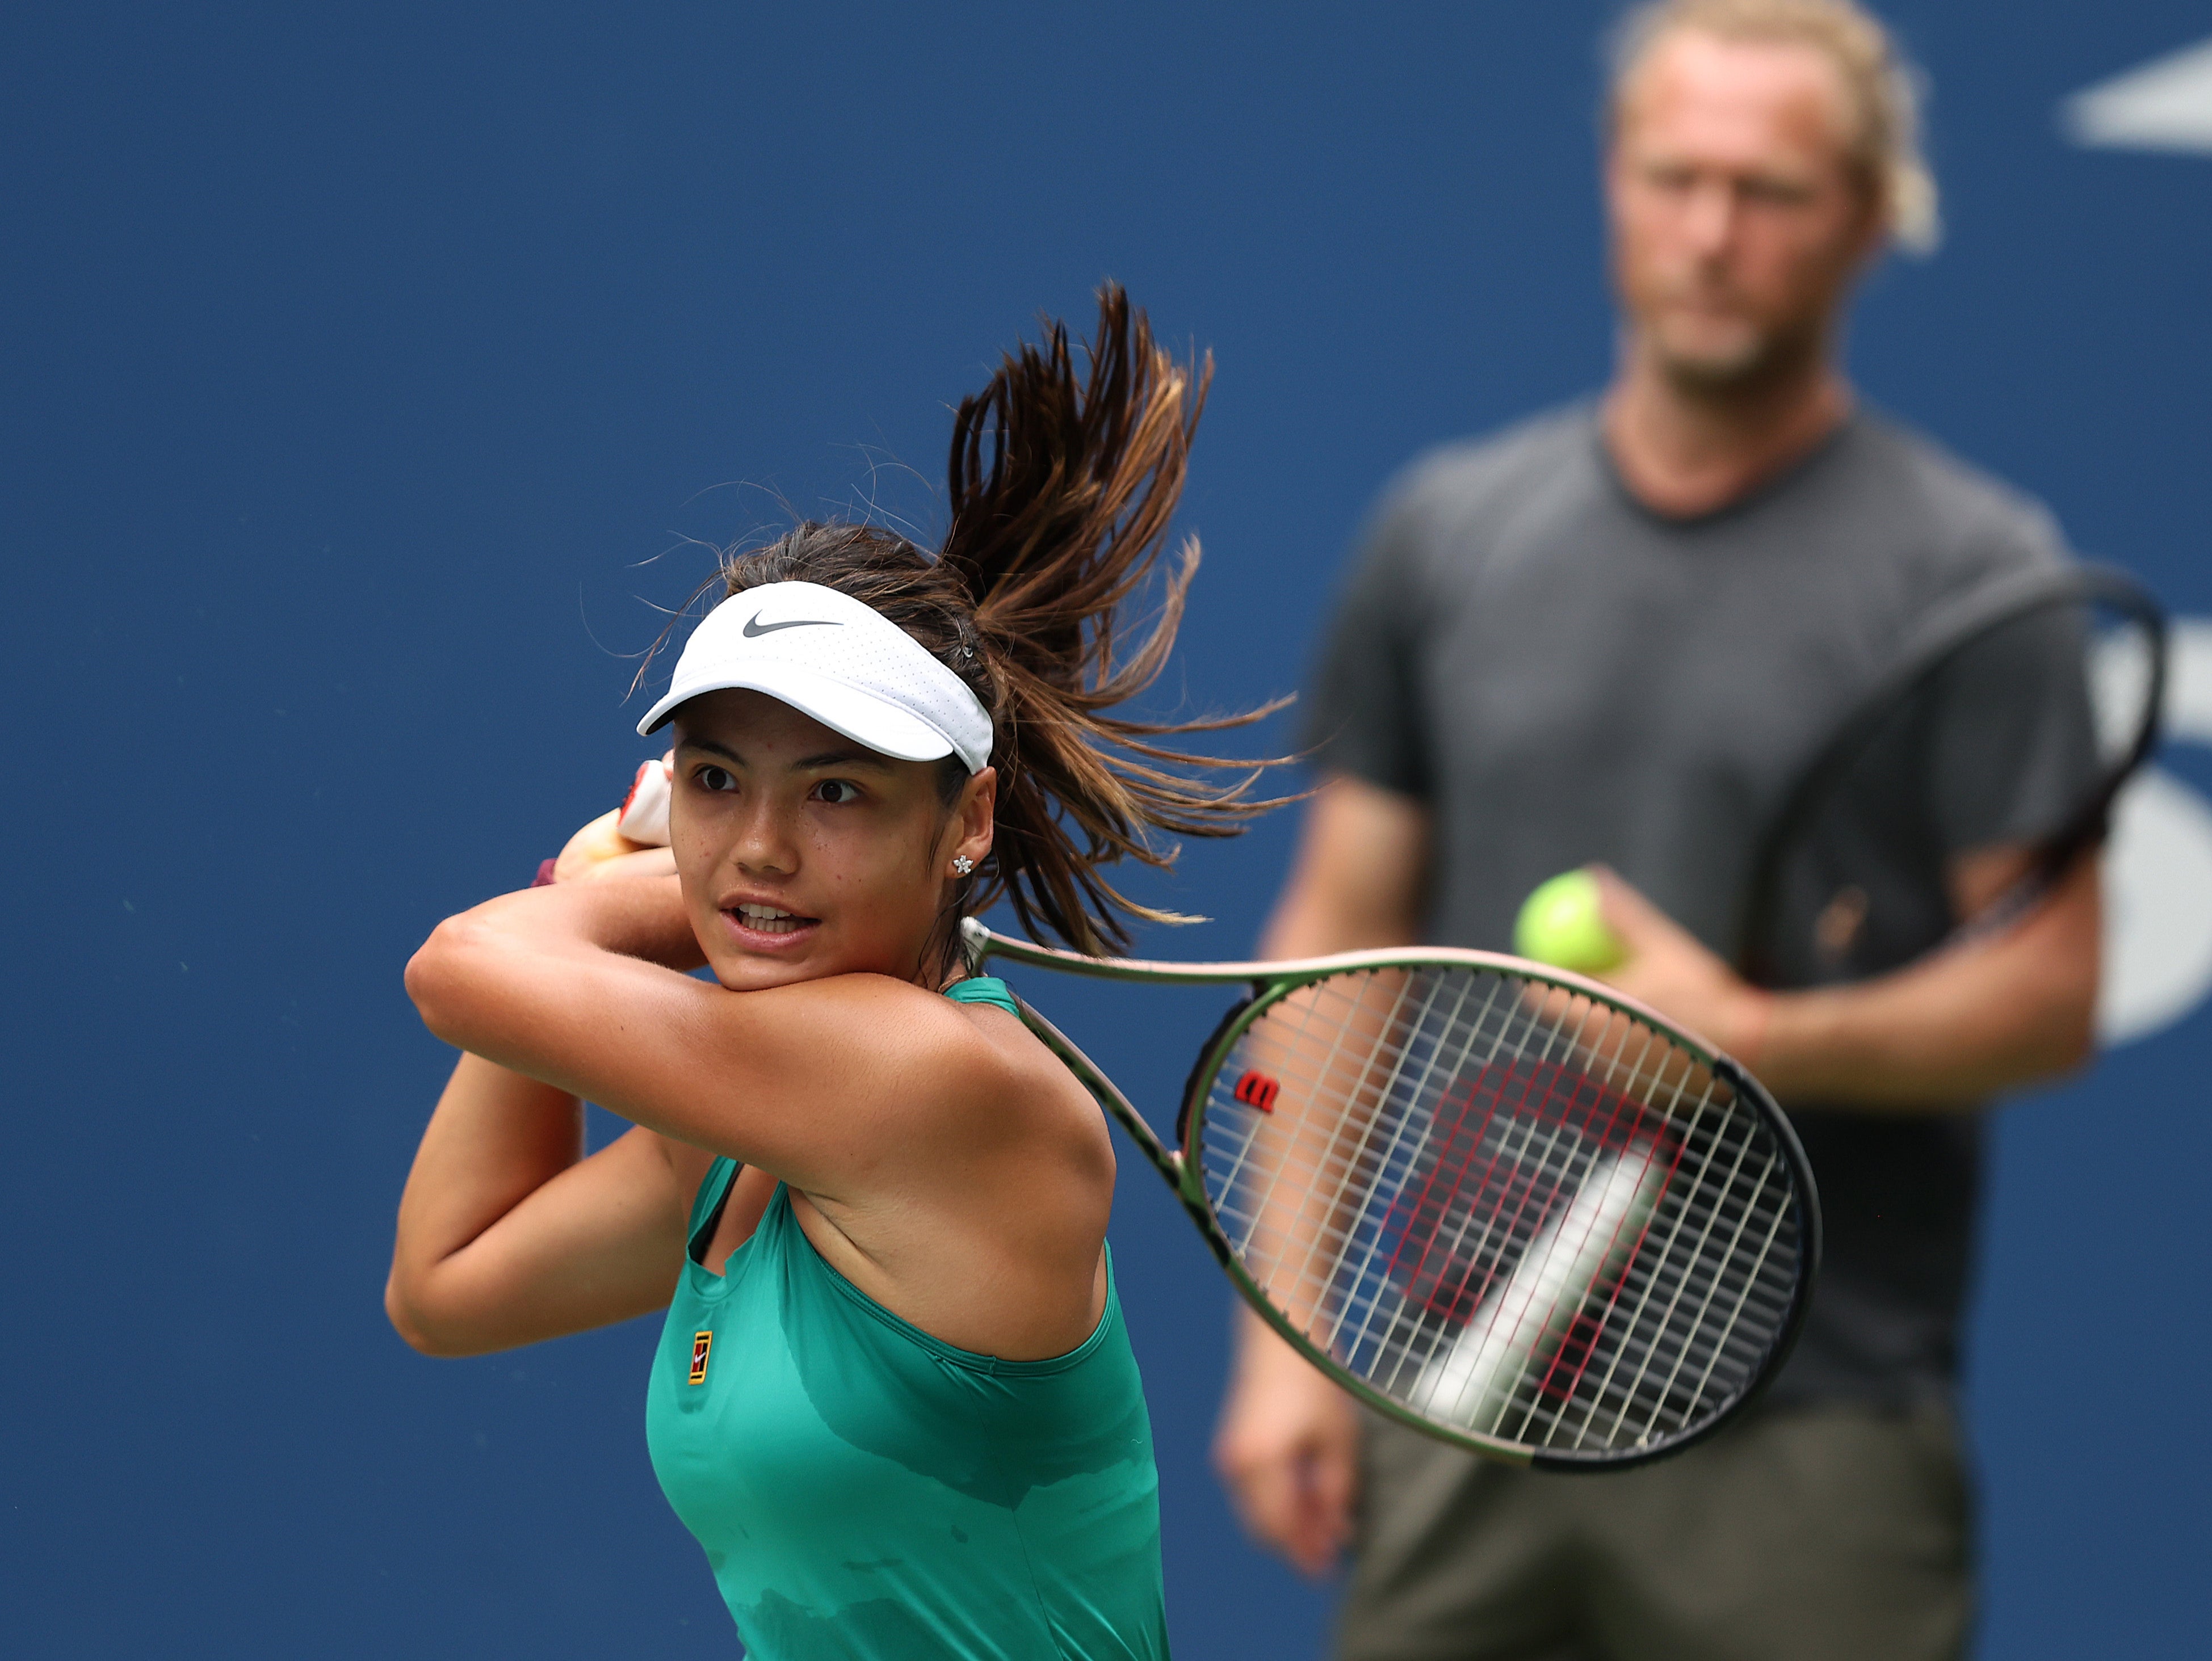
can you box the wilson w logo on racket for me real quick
[1232,1070,1281,1112]
[1372,1063,1682,1437]
[1378,1058,1678,1328]
[962,920,1818,1470]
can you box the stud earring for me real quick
[951,855,975,877]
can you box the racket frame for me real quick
[960,918,1821,1470]
[1739,562,2167,982]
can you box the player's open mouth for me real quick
[723,901,821,945]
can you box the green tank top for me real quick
[644,977,1171,1659]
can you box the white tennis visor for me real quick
[636,581,993,773]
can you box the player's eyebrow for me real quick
[677,735,893,773]
[678,736,747,766]
[794,747,894,772]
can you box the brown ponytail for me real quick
[693,284,1287,958]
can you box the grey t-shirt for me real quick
[1307,402,2087,1406]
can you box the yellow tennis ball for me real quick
[1513,869,1626,974]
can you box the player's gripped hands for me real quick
[1590,866,1773,1070]
[551,809,677,886]
[547,757,678,885]
[1212,1315,1360,1578]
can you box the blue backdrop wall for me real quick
[4,4,2207,1656]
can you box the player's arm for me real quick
[403,869,1021,1193]
[385,1058,696,1356]
[1598,844,2099,1111]
[1215,773,1430,1577]
[389,837,710,1357]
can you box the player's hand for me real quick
[547,755,678,884]
[1212,1314,1359,1578]
[550,810,676,886]
[1592,867,1772,1066]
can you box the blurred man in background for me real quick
[1213,2,2100,1657]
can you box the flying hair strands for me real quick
[653,284,1291,961]
[933,284,1293,956]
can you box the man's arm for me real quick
[1256,775,1433,960]
[1595,844,2099,1109]
[1213,775,1430,1578]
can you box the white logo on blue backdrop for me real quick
[2064,36,2212,1044]
[2063,35,2212,154]
[2101,623,2212,1044]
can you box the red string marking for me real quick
[1382,1073,1526,1322]
[1377,1054,1681,1401]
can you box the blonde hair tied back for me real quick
[1607,0,1941,255]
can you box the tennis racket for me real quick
[960,920,1819,1471]
[1738,562,2165,988]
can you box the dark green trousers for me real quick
[1336,1404,1972,1661]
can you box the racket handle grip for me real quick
[617,754,675,846]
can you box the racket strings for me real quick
[1198,965,1803,1456]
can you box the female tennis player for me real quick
[386,288,1275,1659]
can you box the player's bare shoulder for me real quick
[940,990,1115,1168]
